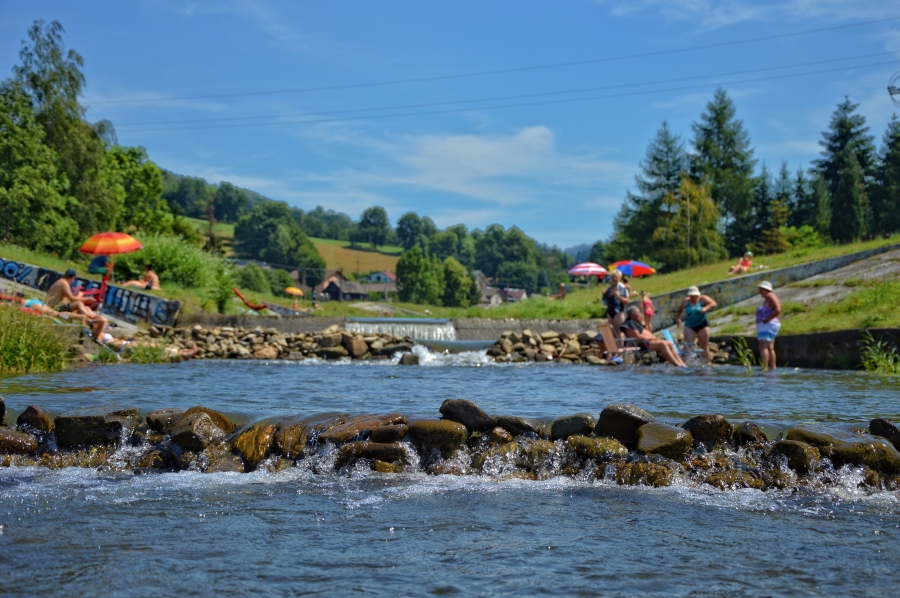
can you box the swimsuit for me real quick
[756,303,781,342]
[683,300,709,333]
[642,299,654,317]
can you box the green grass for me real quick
[717,305,755,317]
[858,330,900,374]
[780,280,900,334]
[716,323,747,335]
[789,278,836,288]
[0,305,70,374]
[125,342,171,364]
[185,216,235,237]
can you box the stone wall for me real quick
[649,244,899,331]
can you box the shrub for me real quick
[0,305,69,374]
[114,233,221,289]
[266,268,295,297]
[236,262,271,294]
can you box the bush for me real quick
[236,262,271,294]
[267,268,295,297]
[0,305,69,374]
[114,233,222,289]
[782,225,824,250]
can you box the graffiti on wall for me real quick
[0,257,182,326]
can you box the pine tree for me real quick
[810,174,832,237]
[691,88,756,256]
[830,148,865,242]
[872,115,900,235]
[757,198,791,255]
[788,168,813,228]
[749,164,773,248]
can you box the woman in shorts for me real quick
[675,286,718,363]
[756,280,782,370]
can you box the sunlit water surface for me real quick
[1,354,899,596]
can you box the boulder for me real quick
[407,419,468,452]
[704,469,765,490]
[540,331,560,341]
[374,460,403,473]
[169,412,225,452]
[584,355,604,366]
[180,406,236,434]
[869,418,900,450]
[231,421,277,470]
[495,415,539,437]
[316,346,349,360]
[336,441,407,468]
[16,406,55,433]
[345,338,369,358]
[318,332,342,348]
[146,409,185,434]
[375,343,413,357]
[682,414,732,447]
[273,412,348,459]
[609,459,675,487]
[549,413,596,440]
[772,440,820,475]
[593,404,656,448]
[399,353,419,366]
[488,426,514,445]
[439,399,495,433]
[204,446,245,473]
[0,428,38,455]
[0,396,5,426]
[514,438,557,471]
[636,423,694,460]
[55,407,142,448]
[369,424,409,443]
[784,425,900,474]
[253,346,279,360]
[732,421,767,446]
[567,435,628,460]
[319,413,406,444]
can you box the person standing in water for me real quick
[756,280,782,370]
[675,286,717,363]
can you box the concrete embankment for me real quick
[2,399,900,493]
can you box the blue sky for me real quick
[1,1,899,249]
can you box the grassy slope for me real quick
[779,279,900,334]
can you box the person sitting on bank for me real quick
[620,306,687,368]
[122,264,160,290]
[675,285,718,363]
[728,252,753,275]
[44,269,108,338]
[88,254,113,276]
[548,283,568,300]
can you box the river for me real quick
[1,353,898,596]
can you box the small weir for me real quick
[346,317,458,341]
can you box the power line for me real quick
[115,51,897,128]
[116,59,899,132]
[89,16,900,106]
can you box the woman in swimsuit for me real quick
[756,280,782,370]
[728,252,753,275]
[640,291,655,327]
[675,285,718,363]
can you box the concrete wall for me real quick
[649,244,899,331]
[452,318,599,340]
[176,313,348,333]
[713,328,900,370]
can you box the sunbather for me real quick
[45,270,108,338]
[620,306,687,367]
[728,252,753,275]
[122,264,160,290]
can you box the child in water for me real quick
[641,291,655,327]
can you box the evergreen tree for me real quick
[691,89,757,256]
[830,147,865,242]
[873,115,900,235]
[810,174,832,238]
[652,175,726,271]
[788,168,812,228]
[749,164,773,248]
[587,240,605,264]
[757,198,791,255]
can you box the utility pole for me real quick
[686,192,691,269]
[339,268,343,302]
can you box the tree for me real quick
[652,175,726,271]
[162,173,212,218]
[396,246,443,304]
[237,262,271,294]
[266,268,295,297]
[809,174,832,238]
[430,230,459,259]
[873,115,900,235]
[358,206,390,249]
[442,257,473,307]
[587,240,605,264]
[213,182,248,222]
[691,89,756,256]
[474,224,506,277]
[830,147,865,242]
[757,198,791,255]
[105,145,172,234]
[749,165,773,248]
[395,212,424,250]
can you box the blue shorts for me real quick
[757,321,781,342]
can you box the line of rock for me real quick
[2,397,898,491]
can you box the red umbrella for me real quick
[608,260,656,277]
[567,262,608,277]
[79,232,144,307]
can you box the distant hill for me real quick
[563,242,592,262]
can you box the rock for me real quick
[549,413,595,440]
[636,423,694,460]
[704,469,764,490]
[253,346,279,360]
[784,425,900,474]
[0,397,5,425]
[316,346,349,360]
[345,338,369,358]
[593,404,656,448]
[489,426,514,445]
[180,406,237,433]
[539,331,560,341]
[514,438,557,471]
[169,412,225,452]
[273,412,348,459]
[407,419,468,452]
[369,424,409,443]
[500,339,513,354]
[205,447,245,473]
[439,399,495,433]
[375,343,413,357]
[319,413,406,443]
[146,409,185,434]
[567,435,628,460]
[16,406,55,433]
[772,440,820,475]
[584,354,604,366]
[539,344,556,355]
[54,407,142,449]
[732,421,767,446]
[336,441,407,468]
[231,421,277,470]
[495,415,539,437]
[318,332,342,348]
[399,353,419,366]
[870,418,900,450]
[609,459,675,487]
[682,414,732,447]
[374,460,403,473]
[0,428,38,454]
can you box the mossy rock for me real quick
[231,421,277,470]
[784,425,900,474]
[272,412,348,459]
[637,423,693,460]
[407,419,468,452]
[567,435,628,460]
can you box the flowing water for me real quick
[345,318,458,341]
[1,353,899,596]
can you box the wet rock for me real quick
[336,441,407,468]
[567,435,628,460]
[204,446,245,473]
[375,343,413,357]
[771,440,820,475]
[0,397,5,426]
[549,413,595,440]
[489,426,514,445]
[593,404,656,448]
[704,469,765,490]
[514,438,557,472]
[369,424,409,443]
[374,460,403,473]
[316,346,349,360]
[869,418,900,450]
[0,428,38,455]
[55,407,142,449]
[180,406,236,434]
[345,338,369,358]
[16,406,54,433]
[784,425,900,474]
[682,414,732,447]
[608,459,675,487]
[636,423,694,460]
[138,450,172,470]
[146,409,185,434]
[253,346,279,360]
[407,418,468,452]
[495,415,539,437]
[273,412,348,459]
[231,422,277,470]
[399,353,419,366]
[732,421,768,446]
[439,399,495,433]
[319,413,406,444]
[169,412,225,452]
[584,354,604,366]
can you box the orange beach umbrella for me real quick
[79,232,143,256]
[284,287,304,296]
